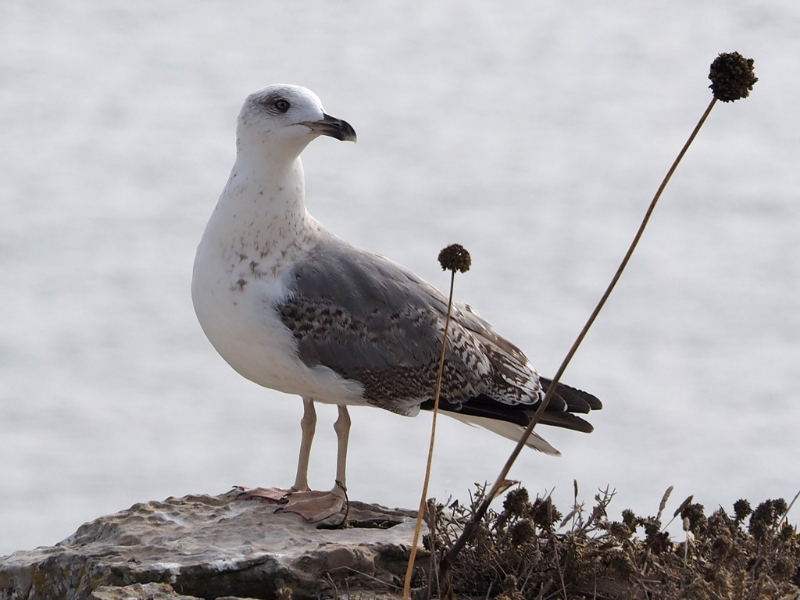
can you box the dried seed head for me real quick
[621,508,639,530]
[749,499,783,541]
[609,521,633,541]
[644,525,672,554]
[682,516,691,532]
[438,243,472,273]
[510,519,536,546]
[503,487,531,518]
[733,498,752,522]
[779,522,796,542]
[530,497,561,531]
[774,498,789,515]
[681,502,708,534]
[673,494,694,518]
[709,52,758,102]
[658,486,674,515]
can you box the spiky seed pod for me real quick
[774,498,789,515]
[749,499,783,541]
[681,502,708,534]
[644,526,672,555]
[733,499,752,522]
[530,497,561,531]
[779,522,796,542]
[621,509,639,530]
[509,519,535,546]
[502,487,530,518]
[709,52,758,102]
[438,243,472,273]
[608,521,633,541]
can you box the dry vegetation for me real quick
[417,484,800,599]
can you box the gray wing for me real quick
[276,238,542,414]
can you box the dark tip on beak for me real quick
[303,113,358,143]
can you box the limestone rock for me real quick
[0,491,426,600]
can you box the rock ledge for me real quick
[0,491,424,600]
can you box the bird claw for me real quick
[233,486,290,503]
[275,491,346,522]
[236,484,349,524]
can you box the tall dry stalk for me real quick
[403,244,471,600]
[435,52,758,597]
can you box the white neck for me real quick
[200,150,319,259]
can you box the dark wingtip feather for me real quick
[419,376,601,447]
[539,377,602,412]
[548,391,568,412]
[537,411,595,434]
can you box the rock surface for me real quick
[0,491,425,600]
[90,582,241,600]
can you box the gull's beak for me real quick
[302,113,357,143]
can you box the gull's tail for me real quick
[419,379,602,456]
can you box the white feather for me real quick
[445,413,561,456]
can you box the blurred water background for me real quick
[1,1,798,556]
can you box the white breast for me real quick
[191,162,366,406]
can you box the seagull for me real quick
[191,84,601,521]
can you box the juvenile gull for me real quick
[192,84,602,521]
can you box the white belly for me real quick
[191,244,366,406]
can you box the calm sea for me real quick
[1,0,798,555]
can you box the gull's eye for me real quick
[274,98,290,113]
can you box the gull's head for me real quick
[237,84,357,159]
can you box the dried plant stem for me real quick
[403,270,457,600]
[439,97,718,583]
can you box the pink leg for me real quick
[292,398,316,491]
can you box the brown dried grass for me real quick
[419,484,800,600]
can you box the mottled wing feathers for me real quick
[278,241,496,411]
[277,238,601,438]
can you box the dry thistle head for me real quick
[708,52,758,102]
[438,243,472,273]
[503,487,531,518]
[733,498,752,522]
[621,508,639,530]
[749,498,786,541]
[681,502,708,534]
[509,519,535,546]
